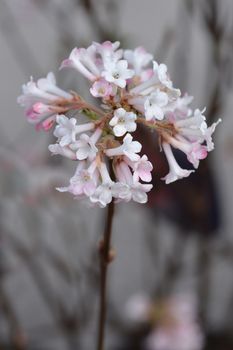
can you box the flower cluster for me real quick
[146,295,204,350]
[18,41,221,207]
[125,294,204,350]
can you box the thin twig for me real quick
[0,285,26,349]
[97,199,115,350]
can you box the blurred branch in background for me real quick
[0,146,97,348]
[199,0,233,123]
[0,1,122,348]
[113,1,233,349]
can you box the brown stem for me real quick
[85,103,106,118]
[58,94,106,119]
[136,117,177,135]
[97,199,115,350]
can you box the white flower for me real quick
[60,41,124,82]
[153,60,172,89]
[69,128,102,160]
[175,110,221,152]
[153,61,181,99]
[102,60,134,88]
[54,115,95,147]
[130,61,180,99]
[36,72,72,99]
[144,89,169,121]
[117,133,142,161]
[111,182,131,201]
[93,40,123,65]
[48,144,76,160]
[71,134,97,160]
[54,115,77,147]
[124,46,153,75]
[166,108,221,169]
[105,133,142,161]
[116,182,152,204]
[204,118,222,151]
[129,182,153,203]
[90,183,113,207]
[60,45,101,81]
[109,108,137,137]
[175,109,207,137]
[90,162,127,207]
[92,180,152,205]
[90,161,114,207]
[169,94,193,119]
[172,110,220,155]
[162,143,194,184]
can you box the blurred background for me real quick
[0,0,233,349]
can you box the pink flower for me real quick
[26,102,56,125]
[115,161,153,203]
[130,155,153,182]
[58,170,97,197]
[145,294,204,350]
[90,79,116,98]
[18,72,72,130]
[166,136,208,169]
[57,160,98,197]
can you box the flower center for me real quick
[83,173,91,182]
[118,117,125,124]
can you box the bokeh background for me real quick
[0,0,233,349]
